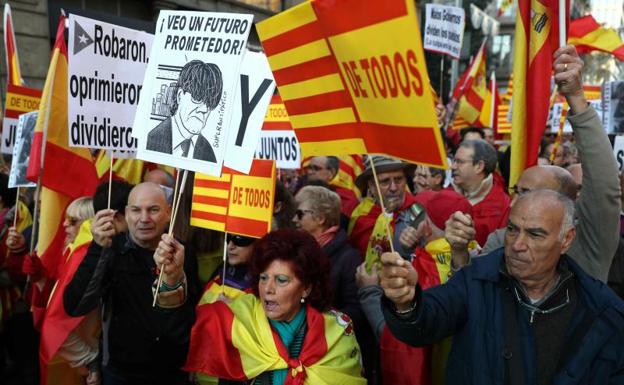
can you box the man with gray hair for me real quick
[306,156,359,217]
[451,139,510,245]
[380,189,624,384]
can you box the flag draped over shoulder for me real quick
[509,0,569,187]
[40,220,95,385]
[26,15,98,279]
[569,15,624,61]
[185,294,365,385]
[4,3,23,86]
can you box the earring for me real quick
[300,297,305,303]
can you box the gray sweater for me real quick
[482,107,620,282]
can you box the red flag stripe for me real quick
[262,121,293,131]
[194,179,231,190]
[41,143,98,199]
[282,90,353,116]
[191,210,227,223]
[192,195,229,207]
[226,217,270,237]
[262,21,324,56]
[272,55,340,86]
[569,15,601,37]
[464,87,485,113]
[312,0,408,37]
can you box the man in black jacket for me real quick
[64,182,199,385]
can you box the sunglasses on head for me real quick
[226,234,256,247]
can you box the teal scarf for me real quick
[268,307,307,385]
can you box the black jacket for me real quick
[146,117,216,162]
[63,232,200,379]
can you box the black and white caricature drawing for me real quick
[146,60,223,161]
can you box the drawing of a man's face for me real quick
[175,89,211,135]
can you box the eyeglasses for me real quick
[306,164,327,172]
[226,234,256,247]
[510,185,532,196]
[452,157,474,166]
[295,209,314,220]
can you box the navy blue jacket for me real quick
[383,248,624,385]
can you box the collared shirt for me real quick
[171,113,197,158]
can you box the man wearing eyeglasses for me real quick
[381,189,624,384]
[306,156,359,218]
[446,45,620,283]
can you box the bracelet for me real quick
[394,300,417,315]
[158,279,184,293]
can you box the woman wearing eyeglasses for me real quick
[185,229,365,385]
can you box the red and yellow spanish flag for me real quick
[509,0,569,187]
[26,15,98,279]
[4,3,23,86]
[185,294,365,385]
[257,0,447,168]
[94,150,146,185]
[452,42,489,127]
[40,220,97,385]
[569,15,624,61]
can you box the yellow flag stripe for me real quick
[268,40,330,71]
[256,1,317,41]
[289,107,356,129]
[510,10,529,187]
[192,203,227,215]
[300,138,367,158]
[190,218,226,231]
[195,173,231,182]
[280,74,344,101]
[194,187,229,199]
[569,28,623,52]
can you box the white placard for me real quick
[133,11,253,176]
[1,118,18,155]
[423,4,465,59]
[68,14,153,151]
[614,135,624,173]
[254,130,301,169]
[223,51,275,174]
[9,111,37,188]
[604,81,624,134]
[549,100,604,134]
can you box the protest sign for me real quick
[254,95,301,169]
[223,50,275,173]
[68,14,153,151]
[549,85,602,133]
[133,11,253,176]
[8,111,37,188]
[2,84,41,154]
[257,0,447,168]
[423,4,465,59]
[190,159,275,237]
[603,81,624,134]
[614,135,624,173]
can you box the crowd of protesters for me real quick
[0,44,623,385]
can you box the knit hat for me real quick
[355,155,415,193]
[414,189,472,230]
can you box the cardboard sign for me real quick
[614,135,624,173]
[254,95,301,169]
[603,81,624,134]
[257,0,447,168]
[190,159,275,238]
[67,14,153,151]
[223,51,276,173]
[1,84,41,154]
[8,111,37,188]
[133,11,253,176]
[423,4,465,59]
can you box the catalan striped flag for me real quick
[257,0,447,168]
[4,3,23,86]
[190,160,276,238]
[452,41,489,127]
[510,0,569,187]
[497,76,513,134]
[569,15,624,61]
[26,14,98,279]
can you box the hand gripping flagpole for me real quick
[152,169,188,307]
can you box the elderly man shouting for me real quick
[381,189,624,385]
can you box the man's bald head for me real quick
[126,182,171,249]
[512,166,578,206]
[143,169,175,188]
